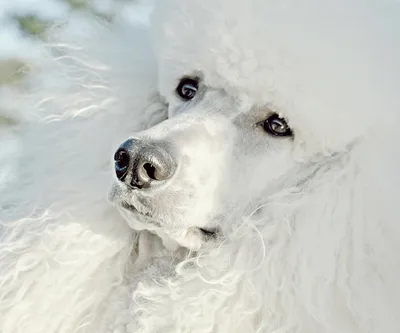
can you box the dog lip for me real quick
[120,201,152,218]
[198,227,220,238]
[120,201,137,211]
[119,201,220,240]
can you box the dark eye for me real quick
[262,113,292,137]
[176,78,199,101]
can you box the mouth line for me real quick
[198,227,220,239]
[120,201,153,218]
[119,201,221,240]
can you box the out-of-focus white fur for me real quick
[1,1,400,333]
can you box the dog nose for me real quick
[114,139,176,189]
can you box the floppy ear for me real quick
[282,133,400,332]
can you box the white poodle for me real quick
[1,0,400,332]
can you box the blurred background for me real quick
[0,0,140,85]
[0,0,143,122]
[0,0,146,191]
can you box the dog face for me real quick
[109,0,393,250]
[107,2,302,250]
[109,77,298,249]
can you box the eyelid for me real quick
[257,113,294,137]
[177,76,201,86]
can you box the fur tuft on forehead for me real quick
[151,0,400,156]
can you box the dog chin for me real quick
[109,184,221,250]
[114,201,219,251]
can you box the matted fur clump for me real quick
[1,1,400,333]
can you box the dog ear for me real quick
[284,134,400,331]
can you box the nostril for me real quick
[114,149,130,169]
[114,148,130,180]
[143,163,157,180]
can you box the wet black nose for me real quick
[114,139,176,189]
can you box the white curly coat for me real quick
[1,1,400,332]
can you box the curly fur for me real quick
[1,1,400,333]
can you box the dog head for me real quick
[109,0,399,250]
